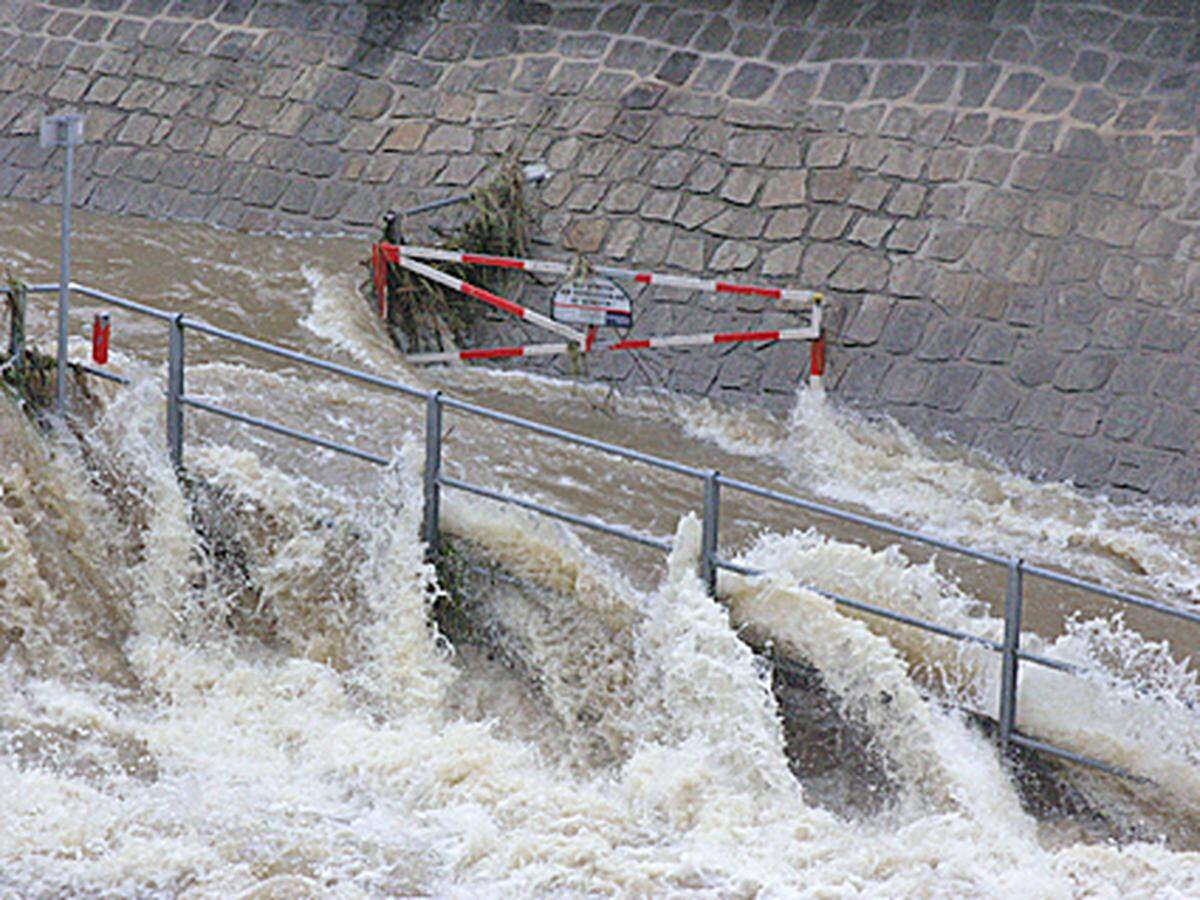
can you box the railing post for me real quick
[166,314,185,470]
[423,390,442,556]
[998,556,1024,757]
[6,281,25,382]
[701,470,720,597]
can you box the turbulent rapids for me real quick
[3,201,1200,895]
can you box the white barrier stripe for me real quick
[397,255,585,343]
[407,342,572,364]
[389,244,819,304]
[407,326,820,365]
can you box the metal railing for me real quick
[9,279,1198,786]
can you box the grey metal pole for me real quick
[55,136,75,414]
[998,557,1024,756]
[701,470,720,596]
[423,390,442,555]
[166,314,185,469]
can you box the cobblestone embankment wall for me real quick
[2,0,1199,502]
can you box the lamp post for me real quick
[39,113,84,414]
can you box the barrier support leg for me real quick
[423,391,442,556]
[701,470,720,597]
[166,314,185,470]
[998,557,1024,757]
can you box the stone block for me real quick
[915,64,958,104]
[848,177,890,211]
[720,169,762,205]
[830,252,890,293]
[968,149,1013,185]
[964,372,1022,421]
[882,362,932,405]
[872,63,923,100]
[761,171,807,207]
[647,149,695,188]
[604,219,641,260]
[820,63,869,102]
[704,208,766,239]
[1013,347,1061,387]
[423,124,473,153]
[806,136,848,169]
[839,353,891,401]
[762,244,801,277]
[880,107,920,141]
[886,220,930,254]
[926,223,978,262]
[926,147,968,182]
[923,365,981,412]
[992,72,1043,110]
[1146,406,1199,452]
[802,243,851,285]
[809,207,853,240]
[564,218,609,254]
[710,240,757,271]
[764,208,809,240]
[848,216,893,248]
[807,169,854,204]
[774,69,820,108]
[871,301,926,354]
[880,145,927,180]
[656,51,699,86]
[728,62,777,99]
[1055,354,1117,392]
[676,196,723,229]
[599,181,646,217]
[888,258,934,297]
[1023,198,1074,238]
[967,324,1016,363]
[917,319,976,362]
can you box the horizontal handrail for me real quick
[72,283,177,321]
[183,318,428,400]
[1022,562,1200,625]
[717,473,1009,565]
[1008,732,1149,784]
[715,556,1003,652]
[440,395,708,479]
[183,394,391,466]
[440,474,673,552]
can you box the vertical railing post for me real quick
[700,470,720,597]
[998,557,1024,756]
[423,390,442,556]
[166,314,185,470]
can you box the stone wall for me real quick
[2,0,1199,502]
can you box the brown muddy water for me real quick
[2,199,1199,896]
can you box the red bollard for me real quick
[92,312,110,365]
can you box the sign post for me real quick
[40,113,84,414]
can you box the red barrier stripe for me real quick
[609,338,652,351]
[714,330,781,344]
[715,282,783,299]
[461,346,525,360]
[811,331,826,376]
[635,273,651,284]
[460,282,527,318]
[461,253,526,270]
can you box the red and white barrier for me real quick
[374,241,827,389]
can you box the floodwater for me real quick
[2,199,1199,895]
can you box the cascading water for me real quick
[3,199,1200,894]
